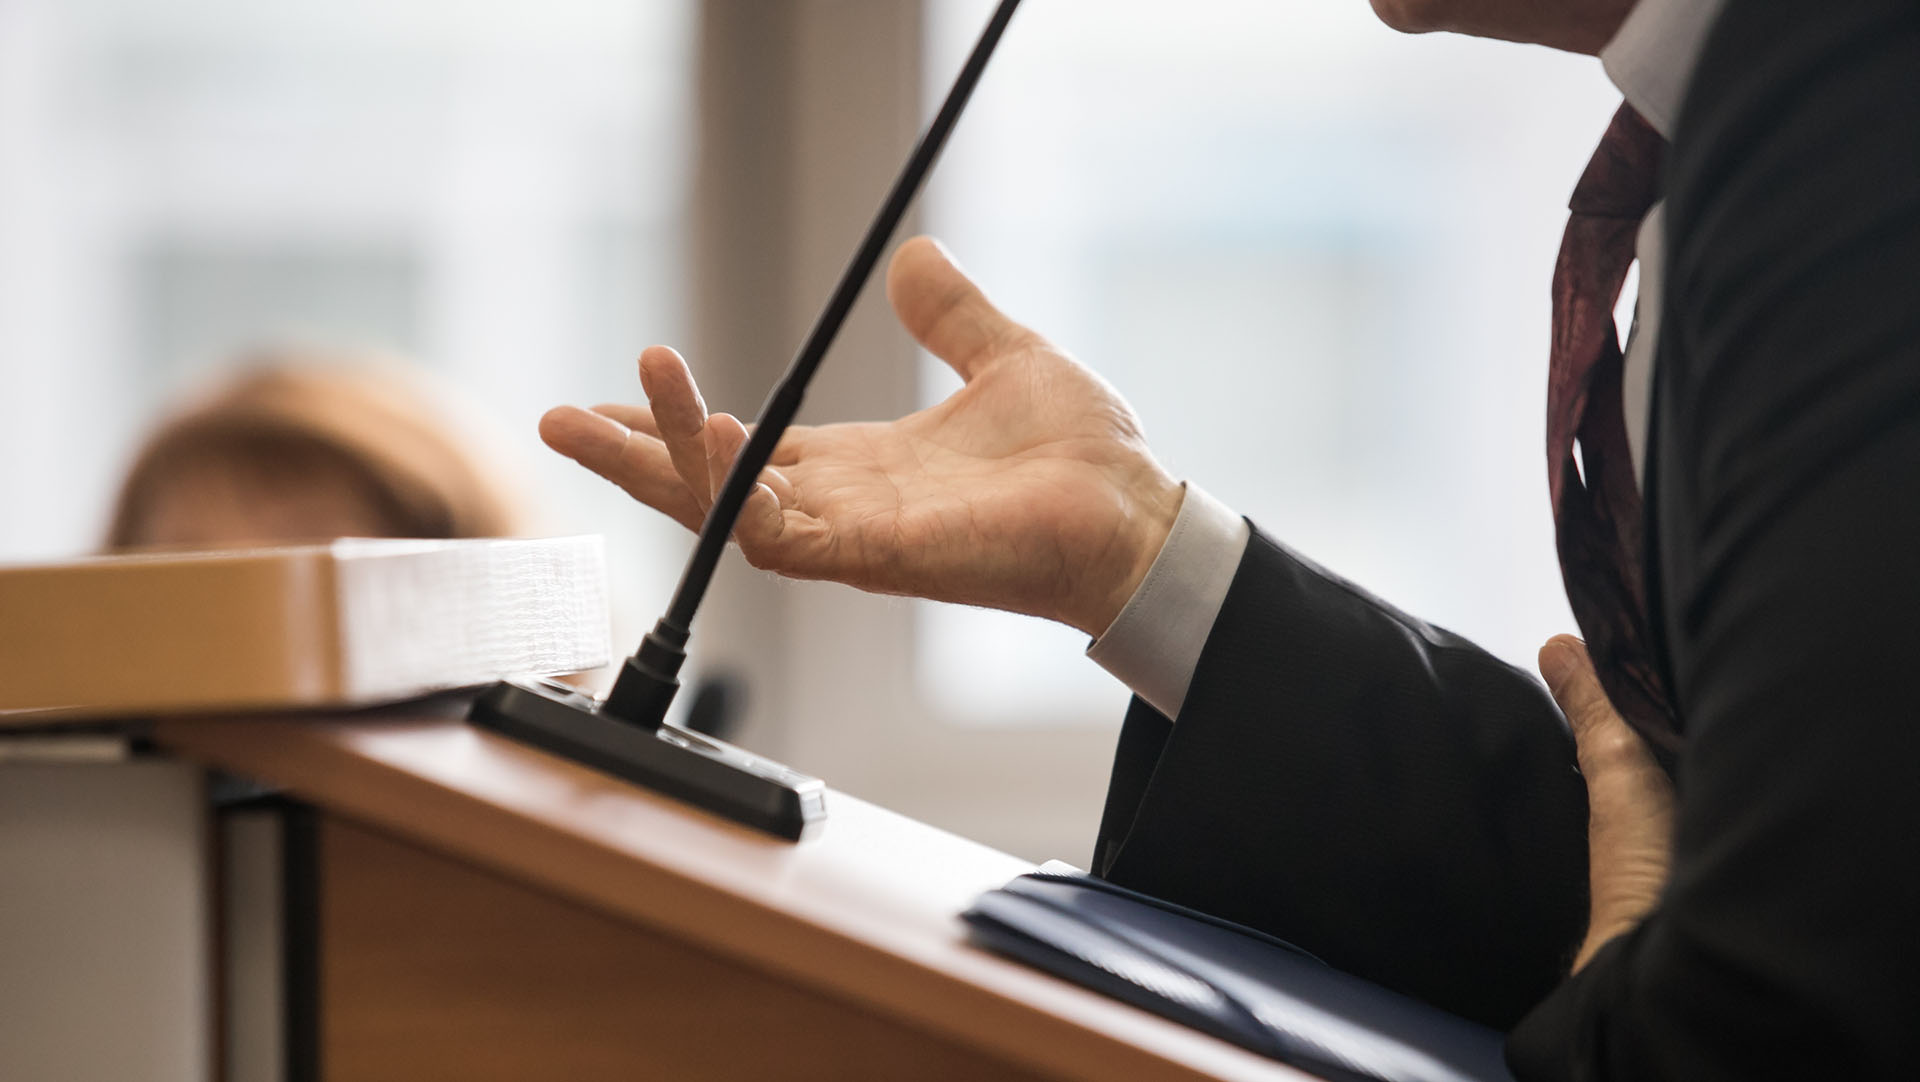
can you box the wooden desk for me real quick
[153,712,1312,1082]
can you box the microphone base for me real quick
[468,677,827,841]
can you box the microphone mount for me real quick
[469,0,1024,840]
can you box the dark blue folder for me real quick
[962,868,1515,1082]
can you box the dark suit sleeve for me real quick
[1507,2,1920,1078]
[1094,528,1590,1030]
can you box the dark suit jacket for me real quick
[1092,532,1589,1031]
[1095,1,1920,1075]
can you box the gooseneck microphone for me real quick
[469,0,1023,840]
[605,0,1024,729]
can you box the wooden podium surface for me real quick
[153,711,1314,1082]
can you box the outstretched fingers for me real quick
[539,405,703,531]
[595,400,810,469]
[638,346,713,508]
[590,402,660,438]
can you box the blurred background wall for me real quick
[0,0,1622,862]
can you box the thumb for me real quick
[886,235,1028,382]
[1540,634,1670,799]
[1541,634,1677,970]
[1538,634,1616,742]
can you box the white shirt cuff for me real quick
[1086,483,1250,720]
[1598,0,1724,139]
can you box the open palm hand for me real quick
[540,237,1181,635]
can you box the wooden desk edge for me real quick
[154,714,1312,1082]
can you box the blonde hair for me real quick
[108,358,525,548]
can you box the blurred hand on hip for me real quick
[1540,633,1677,972]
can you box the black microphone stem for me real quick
[603,0,1024,726]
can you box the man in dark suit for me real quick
[543,0,1920,1075]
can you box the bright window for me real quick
[917,0,1622,724]
[0,0,695,639]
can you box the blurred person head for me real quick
[107,352,527,549]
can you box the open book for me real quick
[0,537,609,721]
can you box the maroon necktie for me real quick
[1548,103,1682,755]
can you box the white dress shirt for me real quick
[1088,0,1727,720]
